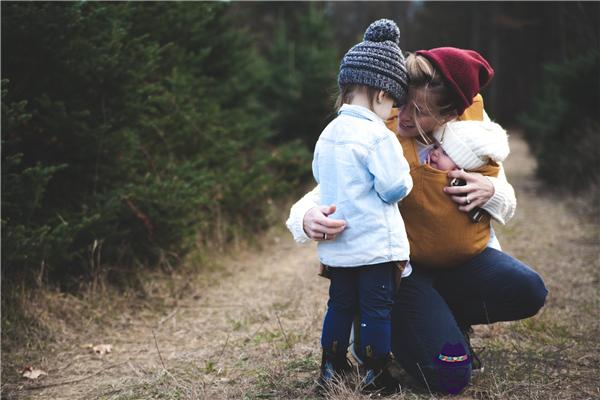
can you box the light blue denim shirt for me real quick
[312,104,413,267]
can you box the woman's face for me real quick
[396,88,446,138]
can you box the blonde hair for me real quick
[405,53,458,142]
[335,85,380,112]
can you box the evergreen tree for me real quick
[260,3,339,149]
[1,2,310,288]
[519,50,600,191]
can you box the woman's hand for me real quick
[443,169,495,212]
[303,204,346,241]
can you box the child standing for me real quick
[312,19,412,389]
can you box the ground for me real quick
[2,133,599,400]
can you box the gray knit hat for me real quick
[338,19,408,103]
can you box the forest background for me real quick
[2,0,599,364]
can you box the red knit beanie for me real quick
[415,47,494,115]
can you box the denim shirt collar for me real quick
[338,104,384,124]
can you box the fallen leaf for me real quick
[92,344,112,355]
[21,366,47,380]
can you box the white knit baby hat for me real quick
[432,120,509,170]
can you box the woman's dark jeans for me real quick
[391,247,548,394]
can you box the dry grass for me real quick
[2,133,599,400]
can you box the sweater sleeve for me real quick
[482,163,516,225]
[285,185,322,243]
[460,96,516,225]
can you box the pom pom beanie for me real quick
[338,19,408,103]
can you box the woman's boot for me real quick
[361,347,403,393]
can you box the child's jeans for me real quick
[321,262,396,359]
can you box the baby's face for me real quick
[428,144,458,171]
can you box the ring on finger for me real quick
[324,233,328,240]
[466,195,471,205]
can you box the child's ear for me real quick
[376,90,386,104]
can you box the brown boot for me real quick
[361,349,403,394]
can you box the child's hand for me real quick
[394,261,406,293]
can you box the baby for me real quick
[405,119,510,268]
[427,121,508,173]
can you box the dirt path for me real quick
[3,134,599,400]
[3,210,329,398]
